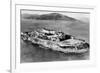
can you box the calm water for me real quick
[21,19,89,63]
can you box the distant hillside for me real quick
[22,13,76,21]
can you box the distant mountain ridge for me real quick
[22,13,76,21]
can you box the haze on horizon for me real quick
[21,10,90,22]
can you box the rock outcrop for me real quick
[21,28,89,53]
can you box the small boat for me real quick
[21,28,89,53]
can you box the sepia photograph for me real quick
[20,9,90,63]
